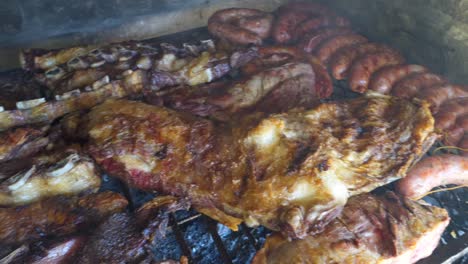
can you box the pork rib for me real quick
[86,93,436,238]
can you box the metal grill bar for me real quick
[205,217,233,264]
[170,213,193,262]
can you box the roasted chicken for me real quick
[252,191,450,264]
[86,93,436,238]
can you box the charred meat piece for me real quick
[21,236,86,264]
[0,69,146,132]
[21,46,97,71]
[76,213,148,264]
[0,69,46,110]
[76,196,188,264]
[147,61,318,119]
[0,191,127,246]
[0,125,52,163]
[252,192,450,264]
[86,94,436,239]
[0,152,101,206]
[149,47,257,90]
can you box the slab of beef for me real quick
[86,93,436,238]
[252,191,450,264]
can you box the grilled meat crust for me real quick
[252,192,450,264]
[0,192,127,246]
[0,125,51,163]
[87,94,436,238]
[0,152,101,206]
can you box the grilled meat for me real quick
[396,154,468,200]
[252,191,449,264]
[22,236,87,264]
[0,69,46,110]
[76,196,187,264]
[207,8,274,45]
[0,191,127,246]
[76,213,149,264]
[146,53,321,119]
[86,93,436,238]
[21,46,97,71]
[0,152,101,206]
[0,69,146,131]
[272,1,349,44]
[1,43,257,132]
[0,125,52,163]
[0,196,185,264]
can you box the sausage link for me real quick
[272,2,334,44]
[396,154,468,200]
[391,72,445,99]
[417,84,468,113]
[314,33,368,64]
[293,15,350,40]
[328,43,393,80]
[298,27,353,53]
[444,114,468,146]
[434,98,468,130]
[348,51,405,93]
[208,8,274,45]
[368,64,428,94]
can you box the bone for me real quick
[16,98,46,109]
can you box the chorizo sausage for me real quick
[417,84,468,113]
[314,33,368,63]
[348,50,405,93]
[368,64,428,94]
[444,114,468,146]
[396,154,468,200]
[328,43,393,80]
[391,72,445,99]
[272,1,339,44]
[293,15,350,40]
[434,98,468,130]
[298,27,354,53]
[208,8,274,45]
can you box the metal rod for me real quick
[170,213,193,262]
[204,217,233,264]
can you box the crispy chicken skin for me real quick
[86,94,436,238]
[0,192,127,246]
[252,192,450,264]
